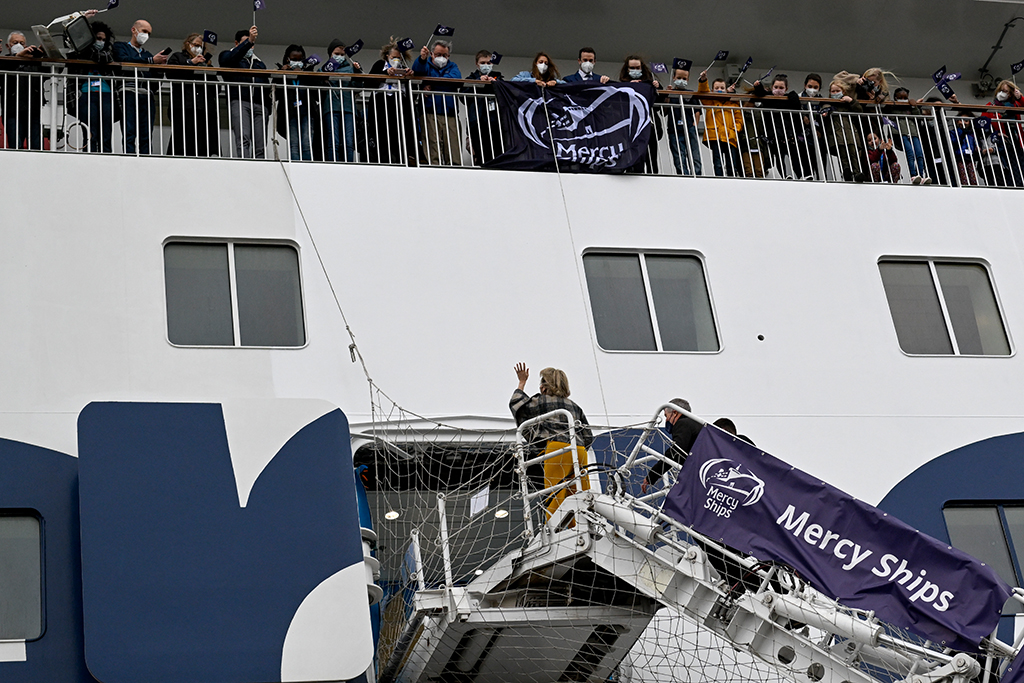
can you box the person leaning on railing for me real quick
[697,71,743,177]
[641,398,702,493]
[883,87,930,185]
[983,80,1024,187]
[665,66,702,177]
[164,33,219,158]
[317,39,362,163]
[751,75,805,179]
[822,75,866,183]
[112,19,169,155]
[619,55,662,174]
[277,45,317,161]
[1,32,44,150]
[510,363,594,516]
[412,40,463,166]
[218,26,269,160]
[360,39,415,165]
[462,50,504,167]
[65,21,117,153]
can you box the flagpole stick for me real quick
[704,59,717,74]
[919,84,937,101]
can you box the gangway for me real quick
[379,407,1021,683]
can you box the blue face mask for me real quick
[245,48,254,59]
[628,69,643,79]
[331,54,346,64]
[93,40,105,51]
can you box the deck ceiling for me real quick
[7,0,1024,82]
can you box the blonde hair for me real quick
[539,367,570,398]
[997,79,1017,95]
[182,33,202,52]
[862,67,898,99]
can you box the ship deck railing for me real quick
[3,56,1023,190]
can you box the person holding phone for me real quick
[113,19,168,154]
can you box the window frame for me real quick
[0,509,46,642]
[877,256,1013,358]
[943,502,1024,612]
[582,249,722,355]
[163,238,308,350]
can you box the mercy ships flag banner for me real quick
[663,426,1011,651]
[486,81,656,172]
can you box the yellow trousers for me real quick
[542,441,589,518]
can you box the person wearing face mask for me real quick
[564,47,610,84]
[665,61,702,176]
[0,31,45,150]
[618,55,662,173]
[219,27,269,159]
[464,50,505,166]
[412,40,463,166]
[164,33,218,157]
[697,71,743,177]
[797,73,826,180]
[751,74,803,179]
[821,75,867,183]
[511,52,562,87]
[317,39,363,163]
[65,21,117,153]
[276,44,316,161]
[362,40,415,165]
[883,87,930,185]
[983,80,1024,187]
[113,19,168,155]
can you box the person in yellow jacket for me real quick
[698,70,743,177]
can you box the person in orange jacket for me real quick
[697,70,743,176]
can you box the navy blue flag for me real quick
[486,81,657,172]
[397,37,415,53]
[1002,650,1024,683]
[945,72,961,82]
[938,80,956,101]
[1013,59,1024,75]
[651,62,667,74]
[714,50,728,62]
[490,51,502,65]
[433,24,454,37]
[202,30,217,46]
[106,0,119,9]
[673,58,692,71]
[253,0,265,9]
[322,59,338,73]
[758,65,776,81]
[305,54,320,67]
[344,40,363,57]
[932,65,947,84]
[662,426,1012,650]
[739,56,753,73]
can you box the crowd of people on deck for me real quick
[3,15,1024,186]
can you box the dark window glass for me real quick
[164,243,234,346]
[0,515,42,639]
[878,262,953,354]
[646,255,719,352]
[935,263,1010,356]
[583,254,656,351]
[234,245,305,347]
[944,506,1022,613]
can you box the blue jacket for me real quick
[113,41,155,90]
[411,56,461,113]
[318,59,358,114]
[564,71,605,83]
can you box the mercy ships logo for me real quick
[698,458,765,518]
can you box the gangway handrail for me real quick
[514,408,581,539]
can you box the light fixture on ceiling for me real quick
[384,510,400,520]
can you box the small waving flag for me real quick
[202,30,217,45]
[254,0,266,9]
[433,24,454,37]
[1013,59,1024,75]
[739,56,753,74]
[106,0,119,9]
[758,65,776,81]
[714,50,728,61]
[397,37,415,52]
[652,62,667,74]
[932,65,947,84]
[937,80,955,100]
[344,39,363,57]
[304,54,320,67]
[672,58,692,71]
[490,51,502,65]
[945,72,961,82]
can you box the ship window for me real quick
[0,514,42,640]
[583,252,719,352]
[164,242,305,347]
[878,260,1009,356]
[943,505,1024,613]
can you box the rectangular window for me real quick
[0,515,42,640]
[583,252,719,352]
[879,259,1010,356]
[164,242,305,347]
[943,505,1023,613]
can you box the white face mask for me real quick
[289,60,303,69]
[772,87,786,95]
[94,40,106,51]
[135,31,149,46]
[478,63,492,75]
[9,43,25,55]
[896,98,908,103]
[831,91,843,99]
[804,87,819,96]
[628,68,642,79]
[536,62,548,74]
[190,45,202,56]
[433,55,448,68]
[580,60,594,74]
[331,54,345,64]
[673,79,688,88]
[997,91,1010,102]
